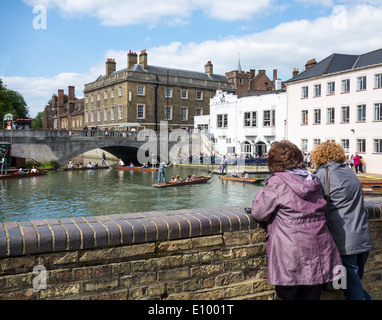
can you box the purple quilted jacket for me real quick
[251,170,342,286]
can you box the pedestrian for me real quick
[1,156,7,175]
[350,154,354,171]
[311,141,373,300]
[101,152,107,166]
[359,156,364,173]
[353,153,361,173]
[251,140,342,300]
[157,160,171,184]
[221,155,228,175]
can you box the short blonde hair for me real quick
[311,141,346,167]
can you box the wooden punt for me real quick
[116,165,157,172]
[63,165,111,171]
[0,170,48,180]
[358,178,382,188]
[362,186,382,196]
[219,175,265,184]
[153,176,211,188]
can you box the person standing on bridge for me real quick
[251,140,342,300]
[157,160,171,185]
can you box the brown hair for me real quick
[267,140,305,174]
[311,141,346,167]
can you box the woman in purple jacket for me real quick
[251,140,342,300]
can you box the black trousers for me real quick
[275,284,323,300]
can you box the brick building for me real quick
[225,58,283,95]
[43,86,84,130]
[83,50,235,132]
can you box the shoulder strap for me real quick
[325,167,330,201]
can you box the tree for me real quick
[31,112,43,129]
[0,79,29,127]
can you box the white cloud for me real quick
[23,0,275,26]
[8,2,382,118]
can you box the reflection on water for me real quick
[0,166,268,223]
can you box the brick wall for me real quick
[0,204,381,300]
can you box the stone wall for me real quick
[0,203,381,300]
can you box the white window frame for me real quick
[341,139,350,153]
[181,107,188,121]
[181,89,188,99]
[327,81,335,95]
[165,106,172,120]
[217,114,228,128]
[104,108,107,121]
[165,88,172,98]
[118,86,123,97]
[341,106,350,123]
[341,79,350,93]
[314,84,321,97]
[357,104,366,122]
[314,109,321,124]
[327,107,335,124]
[375,73,382,89]
[301,86,308,98]
[301,110,308,125]
[119,105,123,120]
[137,85,145,96]
[374,103,382,121]
[244,111,257,127]
[357,76,367,91]
[373,139,382,153]
[137,104,145,119]
[357,139,366,153]
[196,91,203,101]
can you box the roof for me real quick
[286,48,382,83]
[238,89,286,98]
[99,63,230,84]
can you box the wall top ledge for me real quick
[0,201,381,258]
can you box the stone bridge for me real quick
[0,127,201,165]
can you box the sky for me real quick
[1,0,382,118]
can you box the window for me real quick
[91,110,94,122]
[181,107,188,121]
[97,109,101,122]
[97,92,101,101]
[301,110,308,125]
[137,104,145,119]
[374,103,382,121]
[357,104,366,122]
[375,73,382,89]
[244,111,257,127]
[104,108,107,121]
[118,86,122,97]
[181,89,188,99]
[104,90,108,100]
[91,94,94,103]
[196,108,203,116]
[217,114,228,128]
[85,95,88,104]
[313,139,321,148]
[357,139,366,153]
[374,139,382,153]
[314,109,321,124]
[263,110,275,127]
[327,107,335,123]
[165,88,172,98]
[342,79,350,93]
[301,139,308,151]
[85,111,89,123]
[314,84,321,97]
[196,91,203,100]
[111,88,114,98]
[357,76,367,91]
[341,106,350,123]
[341,139,350,152]
[301,86,308,98]
[119,105,123,120]
[327,81,335,95]
[137,85,145,96]
[111,107,115,121]
[165,106,172,120]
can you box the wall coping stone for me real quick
[0,201,381,258]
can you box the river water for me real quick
[0,163,268,223]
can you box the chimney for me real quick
[305,58,317,70]
[250,69,256,79]
[293,68,299,78]
[258,69,266,75]
[57,89,64,115]
[68,86,75,113]
[273,69,278,82]
[139,50,148,69]
[127,50,138,70]
[205,61,213,78]
[106,58,116,77]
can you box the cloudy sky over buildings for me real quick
[1,0,381,117]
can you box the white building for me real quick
[285,48,382,174]
[194,89,287,156]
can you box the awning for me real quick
[119,123,141,127]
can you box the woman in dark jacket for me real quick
[312,141,373,300]
[252,140,342,300]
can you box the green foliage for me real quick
[31,112,43,129]
[25,160,60,170]
[0,79,29,128]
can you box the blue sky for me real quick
[1,0,382,117]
